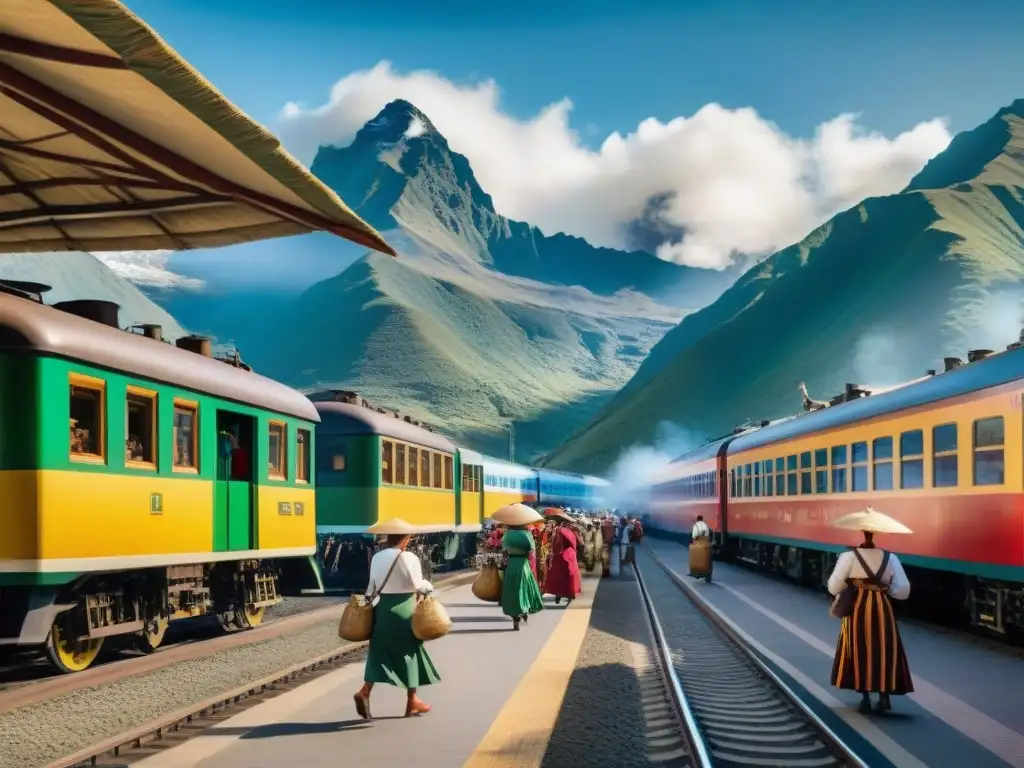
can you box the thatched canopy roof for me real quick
[0,0,394,255]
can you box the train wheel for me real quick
[136,617,169,653]
[237,605,266,628]
[45,622,103,674]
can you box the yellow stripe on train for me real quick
[0,470,314,561]
[378,486,457,527]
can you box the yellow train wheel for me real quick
[136,617,169,653]
[45,622,103,674]
[238,605,266,628]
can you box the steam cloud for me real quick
[602,421,703,510]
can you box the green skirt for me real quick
[364,593,441,688]
[500,555,545,618]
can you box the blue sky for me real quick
[128,0,1023,140]
[121,0,1024,290]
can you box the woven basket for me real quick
[412,595,452,641]
[472,563,503,602]
[337,595,373,641]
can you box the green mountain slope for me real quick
[0,251,187,337]
[545,99,1024,474]
[241,101,730,460]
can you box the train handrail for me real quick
[645,546,873,768]
[632,558,714,768]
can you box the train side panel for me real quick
[725,384,1023,578]
[314,433,379,533]
[649,456,720,538]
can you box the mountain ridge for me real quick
[544,98,1024,474]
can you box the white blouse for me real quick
[827,548,911,601]
[365,548,433,598]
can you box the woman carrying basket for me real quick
[492,504,546,630]
[827,507,914,714]
[353,518,439,720]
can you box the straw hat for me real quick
[491,503,543,527]
[829,507,913,535]
[366,517,421,536]
[544,508,573,523]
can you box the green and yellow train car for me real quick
[0,289,320,673]
[311,397,480,586]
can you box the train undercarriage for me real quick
[0,559,287,674]
[316,532,477,591]
[720,535,1024,640]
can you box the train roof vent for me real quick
[0,280,50,303]
[131,323,163,342]
[53,299,120,328]
[967,349,993,363]
[175,334,213,357]
[943,356,963,372]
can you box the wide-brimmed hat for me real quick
[830,507,913,535]
[492,503,543,527]
[366,517,421,536]
[544,508,573,523]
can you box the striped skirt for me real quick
[830,585,914,695]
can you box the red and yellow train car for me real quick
[647,347,1024,635]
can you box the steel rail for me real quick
[633,557,714,768]
[645,545,873,768]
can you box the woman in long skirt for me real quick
[544,514,582,604]
[827,509,914,714]
[354,520,439,720]
[501,524,545,630]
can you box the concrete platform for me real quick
[126,576,601,768]
[643,539,1024,768]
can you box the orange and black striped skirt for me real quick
[830,582,914,695]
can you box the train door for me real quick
[214,411,256,551]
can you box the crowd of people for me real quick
[351,504,916,724]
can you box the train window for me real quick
[775,457,784,473]
[851,441,868,491]
[331,454,346,472]
[433,453,443,489]
[268,421,287,480]
[787,454,797,471]
[297,429,312,482]
[801,469,812,495]
[787,472,798,495]
[899,430,924,489]
[730,468,736,498]
[396,443,407,485]
[461,463,471,490]
[872,436,893,491]
[775,473,785,496]
[172,401,198,471]
[444,455,453,489]
[382,441,394,483]
[764,463,774,497]
[932,424,957,487]
[744,464,752,496]
[69,375,106,461]
[422,449,432,488]
[830,445,847,492]
[973,417,1004,486]
[408,447,419,486]
[125,389,156,467]
[814,449,828,493]
[753,463,761,497]
[800,452,812,469]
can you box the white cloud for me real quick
[93,250,205,290]
[279,61,953,269]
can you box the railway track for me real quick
[0,595,346,694]
[634,549,870,768]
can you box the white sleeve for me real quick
[827,551,853,596]
[404,552,433,592]
[365,553,379,599]
[886,554,911,601]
